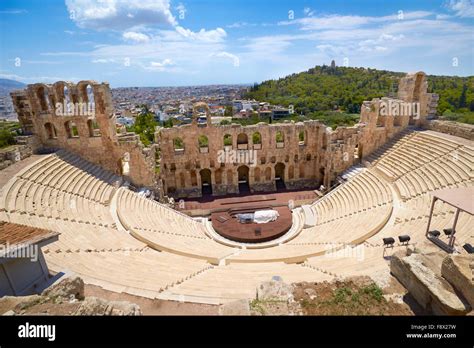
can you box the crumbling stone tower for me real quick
[10,81,156,189]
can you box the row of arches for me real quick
[173,131,308,151]
[35,82,96,113]
[172,162,310,195]
[44,120,101,140]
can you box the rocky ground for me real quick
[84,284,219,315]
[226,276,416,316]
[293,277,414,315]
[0,276,142,316]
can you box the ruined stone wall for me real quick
[358,71,438,158]
[425,120,474,141]
[157,120,328,198]
[10,81,156,189]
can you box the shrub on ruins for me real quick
[0,129,15,148]
[129,111,158,146]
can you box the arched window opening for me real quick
[252,132,262,149]
[65,121,79,138]
[37,87,50,112]
[298,130,306,145]
[64,86,72,115]
[254,167,261,182]
[223,134,232,150]
[44,123,57,139]
[265,167,271,181]
[276,131,284,148]
[190,170,197,186]
[87,119,101,137]
[198,135,209,153]
[174,137,184,153]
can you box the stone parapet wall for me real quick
[0,135,39,171]
[425,120,474,141]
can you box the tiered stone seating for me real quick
[375,132,461,180]
[46,249,212,297]
[311,170,392,225]
[0,150,120,227]
[367,191,474,252]
[304,245,399,286]
[394,147,473,200]
[164,262,333,303]
[366,129,415,166]
[116,188,237,263]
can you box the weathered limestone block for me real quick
[42,275,85,300]
[219,299,250,315]
[257,279,294,302]
[0,295,43,314]
[74,297,142,316]
[441,255,474,308]
[390,252,470,315]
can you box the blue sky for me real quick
[0,0,473,87]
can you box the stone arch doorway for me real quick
[200,169,212,195]
[354,143,363,164]
[237,165,250,193]
[275,162,286,190]
[413,73,423,102]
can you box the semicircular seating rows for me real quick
[0,130,472,303]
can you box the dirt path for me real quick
[84,284,219,315]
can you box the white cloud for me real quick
[226,21,256,29]
[175,26,227,42]
[65,0,177,29]
[143,59,174,71]
[279,11,433,30]
[446,0,474,17]
[123,31,150,43]
[358,33,405,52]
[210,52,240,67]
[150,59,173,67]
[92,58,115,63]
[0,73,79,83]
[436,14,452,19]
[316,44,348,56]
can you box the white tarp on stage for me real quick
[253,210,280,224]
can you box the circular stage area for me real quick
[211,206,292,243]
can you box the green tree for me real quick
[224,106,233,116]
[129,111,158,146]
[0,129,15,148]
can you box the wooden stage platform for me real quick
[210,206,292,243]
[176,189,317,243]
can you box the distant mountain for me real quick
[0,78,26,96]
[245,65,474,115]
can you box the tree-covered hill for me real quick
[245,65,474,117]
